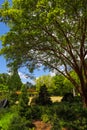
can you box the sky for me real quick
[0,0,52,84]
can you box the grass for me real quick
[29,96,62,105]
[0,112,15,130]
[51,96,62,102]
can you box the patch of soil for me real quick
[33,120,52,130]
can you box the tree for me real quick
[36,84,52,105]
[18,84,29,118]
[7,68,22,91]
[0,73,9,91]
[0,0,87,107]
[53,74,73,96]
[35,75,56,95]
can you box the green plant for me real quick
[36,84,52,105]
[30,105,42,120]
[0,112,14,130]
[51,114,62,130]
[41,114,50,123]
[18,84,29,118]
[7,115,35,130]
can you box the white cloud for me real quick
[18,71,27,80]
[18,71,35,84]
[50,71,56,77]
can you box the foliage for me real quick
[7,70,22,91]
[1,97,87,130]
[41,114,50,123]
[49,102,87,130]
[35,75,56,95]
[51,114,62,130]
[0,0,87,106]
[7,115,35,130]
[0,72,22,92]
[0,73,9,85]
[30,101,87,130]
[61,93,74,102]
[18,84,29,118]
[28,105,42,120]
[35,72,79,96]
[0,84,8,92]
[36,84,52,105]
[0,109,16,130]
[0,73,9,92]
[8,92,18,105]
[53,74,74,96]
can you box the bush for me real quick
[7,92,18,105]
[7,115,35,130]
[30,105,42,120]
[49,102,87,130]
[51,114,62,130]
[41,114,50,123]
[62,93,74,102]
[36,84,52,105]
[18,84,29,118]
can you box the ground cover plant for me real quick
[0,107,17,130]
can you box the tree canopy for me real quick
[0,0,87,107]
[35,75,55,95]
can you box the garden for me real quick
[0,0,87,129]
[0,82,87,130]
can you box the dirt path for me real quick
[33,121,52,130]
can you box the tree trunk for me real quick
[81,94,87,108]
[80,83,87,108]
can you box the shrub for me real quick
[41,114,50,123]
[7,115,35,130]
[18,84,29,118]
[36,84,52,105]
[7,92,18,105]
[62,93,74,102]
[30,105,42,120]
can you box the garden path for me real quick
[33,120,52,130]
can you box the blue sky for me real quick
[0,0,50,84]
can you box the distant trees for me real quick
[35,75,56,95]
[0,73,9,92]
[0,70,22,104]
[35,74,75,96]
[0,70,22,92]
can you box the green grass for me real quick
[0,112,14,130]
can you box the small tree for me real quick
[7,69,22,92]
[18,84,29,118]
[36,84,52,105]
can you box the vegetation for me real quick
[35,84,52,105]
[35,74,76,96]
[18,84,29,118]
[0,0,87,129]
[0,0,87,107]
[35,75,56,95]
[7,68,22,91]
[0,80,87,129]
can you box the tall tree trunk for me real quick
[80,82,87,108]
[81,93,87,108]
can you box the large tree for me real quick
[0,0,87,107]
